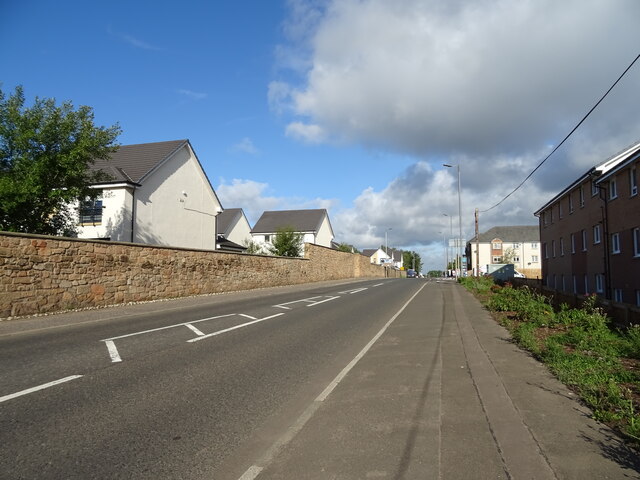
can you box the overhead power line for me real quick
[481,52,640,213]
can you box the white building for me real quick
[77,139,222,250]
[466,225,541,277]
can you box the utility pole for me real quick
[475,208,480,276]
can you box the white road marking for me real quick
[338,288,367,294]
[237,283,427,479]
[185,323,205,336]
[187,313,285,343]
[0,375,83,403]
[305,296,340,306]
[102,314,236,342]
[372,283,385,287]
[104,339,122,363]
[239,314,257,320]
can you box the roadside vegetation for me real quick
[460,276,640,447]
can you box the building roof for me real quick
[90,139,189,184]
[251,209,329,234]
[534,140,640,215]
[468,225,539,243]
[216,208,246,236]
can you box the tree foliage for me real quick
[403,251,422,273]
[0,86,121,235]
[336,242,359,253]
[269,226,304,257]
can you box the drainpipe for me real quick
[595,181,611,300]
[130,185,136,243]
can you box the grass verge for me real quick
[460,276,640,446]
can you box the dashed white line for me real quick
[187,313,285,343]
[185,323,205,337]
[0,375,83,403]
[104,339,122,363]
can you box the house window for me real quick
[492,256,502,263]
[264,235,271,242]
[591,180,599,197]
[571,234,576,254]
[634,227,640,257]
[579,185,585,207]
[544,243,548,259]
[558,202,563,219]
[513,243,521,249]
[581,230,587,251]
[513,256,520,263]
[552,240,556,258]
[584,274,589,294]
[614,289,623,303]
[79,194,103,224]
[611,233,621,254]
[568,193,574,213]
[593,225,601,244]
[609,177,618,200]
[595,274,604,293]
[531,242,538,249]
[631,167,638,196]
[561,275,566,291]
[560,238,564,256]
[531,255,538,263]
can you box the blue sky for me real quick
[2,0,640,271]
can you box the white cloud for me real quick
[285,122,327,143]
[107,26,161,51]
[271,0,640,271]
[230,137,259,155]
[177,89,208,100]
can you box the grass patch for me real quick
[461,278,640,446]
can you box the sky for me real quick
[2,0,640,271]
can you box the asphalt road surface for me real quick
[0,278,423,479]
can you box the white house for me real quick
[361,248,391,265]
[77,139,222,250]
[251,209,334,254]
[466,225,541,277]
[216,208,252,252]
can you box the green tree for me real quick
[269,226,304,257]
[336,242,359,253]
[403,251,422,273]
[242,238,264,255]
[0,86,121,235]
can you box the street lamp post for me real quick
[444,163,463,277]
[442,213,453,276]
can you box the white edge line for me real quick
[237,283,427,480]
[372,283,385,287]
[188,313,285,343]
[316,284,426,402]
[104,339,122,363]
[0,375,83,403]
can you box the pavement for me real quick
[242,281,640,479]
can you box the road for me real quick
[0,278,424,479]
[2,278,638,479]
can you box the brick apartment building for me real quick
[534,141,640,305]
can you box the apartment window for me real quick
[561,275,566,291]
[591,180,599,197]
[581,230,587,251]
[568,194,574,214]
[544,243,549,259]
[531,255,538,263]
[634,227,640,257]
[550,208,554,223]
[531,242,538,249]
[584,275,589,294]
[593,225,601,244]
[611,233,621,254]
[492,256,502,263]
[559,238,564,256]
[595,274,604,293]
[609,177,618,200]
[614,289,623,303]
[558,202,563,219]
[552,240,556,258]
[571,234,576,254]
[579,185,585,207]
[79,194,103,224]
[631,167,638,196]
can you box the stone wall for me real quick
[0,232,397,319]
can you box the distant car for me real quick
[406,269,417,278]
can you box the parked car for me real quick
[407,269,417,278]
